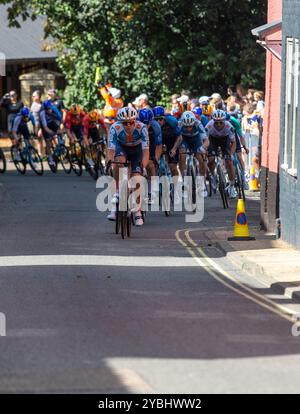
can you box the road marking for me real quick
[175,228,296,324]
[0,255,197,268]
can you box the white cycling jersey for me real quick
[206,120,236,142]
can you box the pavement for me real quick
[204,205,300,303]
[1,169,300,393]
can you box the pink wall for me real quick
[262,0,282,174]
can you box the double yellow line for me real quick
[175,228,296,324]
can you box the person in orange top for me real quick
[98,82,123,127]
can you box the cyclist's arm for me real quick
[12,117,21,141]
[229,128,237,155]
[106,125,117,162]
[40,111,55,136]
[141,124,150,169]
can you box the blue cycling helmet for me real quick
[42,99,53,110]
[192,106,203,117]
[153,106,165,118]
[21,107,30,117]
[138,108,154,125]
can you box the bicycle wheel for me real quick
[71,153,83,176]
[97,150,106,176]
[115,203,121,235]
[0,148,6,174]
[121,211,128,239]
[127,213,132,237]
[207,173,213,197]
[187,164,197,206]
[28,146,44,176]
[217,164,229,209]
[11,146,26,174]
[84,150,98,180]
[235,163,246,201]
[58,145,72,174]
[48,155,58,173]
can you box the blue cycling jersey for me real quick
[178,119,208,140]
[12,113,35,133]
[165,114,181,136]
[39,105,62,129]
[109,121,149,150]
[148,119,162,146]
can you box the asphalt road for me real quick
[0,168,300,394]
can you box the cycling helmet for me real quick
[153,106,165,118]
[70,104,81,115]
[138,108,154,125]
[117,106,138,122]
[199,96,210,105]
[181,111,196,127]
[192,106,203,117]
[88,110,98,123]
[21,107,30,118]
[42,100,52,110]
[212,109,226,121]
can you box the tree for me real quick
[1,0,267,108]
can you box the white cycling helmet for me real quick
[199,96,210,105]
[117,106,137,122]
[109,87,121,99]
[212,109,226,121]
[181,111,196,127]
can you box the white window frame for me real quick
[282,37,299,178]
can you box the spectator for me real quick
[226,93,241,111]
[253,90,265,116]
[31,90,44,157]
[242,103,260,171]
[236,84,247,101]
[190,99,199,110]
[132,93,151,110]
[170,94,180,114]
[0,90,24,134]
[47,88,66,130]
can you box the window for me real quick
[283,37,299,177]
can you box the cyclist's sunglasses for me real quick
[155,116,165,122]
[122,120,135,126]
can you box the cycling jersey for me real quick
[12,113,35,133]
[39,105,62,129]
[148,120,162,160]
[109,121,149,150]
[82,113,107,137]
[178,119,208,141]
[206,120,236,142]
[65,111,86,130]
[161,115,181,147]
[229,116,243,138]
[12,114,35,140]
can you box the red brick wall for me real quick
[262,0,282,174]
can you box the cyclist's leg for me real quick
[127,144,144,225]
[179,139,188,178]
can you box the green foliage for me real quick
[1,0,267,108]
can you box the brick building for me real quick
[252,0,282,236]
